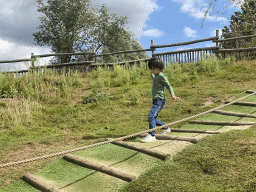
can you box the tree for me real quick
[33,1,149,64]
[202,0,244,27]
[33,0,94,63]
[220,0,256,49]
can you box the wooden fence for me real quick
[1,30,256,75]
[213,32,256,60]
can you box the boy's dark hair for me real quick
[148,57,164,72]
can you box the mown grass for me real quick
[1,56,256,189]
[120,126,256,192]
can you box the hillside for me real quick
[0,56,256,191]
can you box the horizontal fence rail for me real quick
[213,34,256,42]
[214,47,256,53]
[151,36,219,49]
[32,51,95,58]
[0,58,32,64]
[94,48,152,57]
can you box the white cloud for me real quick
[91,0,161,38]
[173,0,228,23]
[0,38,51,72]
[143,29,164,37]
[184,27,198,38]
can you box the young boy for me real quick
[141,57,179,143]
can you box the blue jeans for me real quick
[148,99,169,136]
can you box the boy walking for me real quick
[141,57,179,143]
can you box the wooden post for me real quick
[216,30,219,47]
[31,53,35,69]
[93,47,96,63]
[151,40,155,56]
[89,47,96,71]
[31,53,35,73]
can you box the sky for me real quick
[0,0,243,71]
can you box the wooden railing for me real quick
[213,33,256,60]
[1,30,256,75]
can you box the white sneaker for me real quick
[160,128,171,135]
[141,134,156,143]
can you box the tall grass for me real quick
[0,68,82,102]
[0,99,42,131]
[164,55,235,86]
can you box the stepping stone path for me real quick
[1,90,256,192]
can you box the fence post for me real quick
[215,30,220,59]
[89,47,96,71]
[31,53,35,72]
[216,30,219,47]
[151,40,155,56]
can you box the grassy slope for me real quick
[0,58,256,191]
[120,126,256,192]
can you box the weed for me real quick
[83,89,114,104]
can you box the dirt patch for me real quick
[202,97,219,107]
[202,96,236,107]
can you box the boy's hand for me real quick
[171,95,180,101]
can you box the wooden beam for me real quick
[169,128,220,134]
[107,139,170,160]
[0,58,31,64]
[225,101,256,107]
[214,47,256,53]
[139,134,199,143]
[150,37,218,48]
[246,90,256,94]
[32,52,95,58]
[212,110,256,118]
[96,49,152,57]
[22,173,59,192]
[213,34,256,43]
[189,120,256,126]
[63,154,137,182]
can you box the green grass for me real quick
[120,126,256,192]
[1,56,256,191]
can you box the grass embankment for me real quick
[0,56,256,190]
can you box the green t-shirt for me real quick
[151,72,174,100]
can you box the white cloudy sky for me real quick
[0,0,242,71]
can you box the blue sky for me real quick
[137,0,242,57]
[0,0,243,71]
